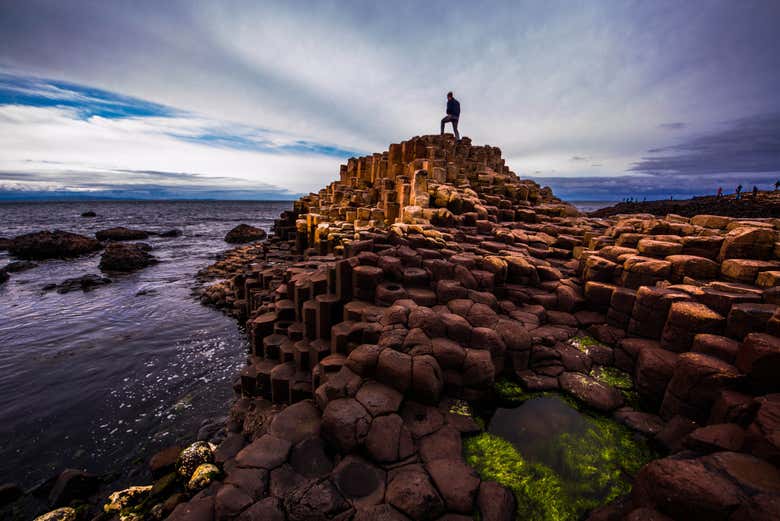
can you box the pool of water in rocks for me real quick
[0,201,290,496]
[467,394,655,521]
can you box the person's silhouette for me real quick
[440,92,460,140]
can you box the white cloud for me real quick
[0,105,338,193]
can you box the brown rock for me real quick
[559,371,623,411]
[283,478,352,521]
[235,435,292,470]
[632,456,741,520]
[683,423,745,452]
[268,400,321,444]
[718,226,774,260]
[321,398,371,452]
[691,334,739,364]
[660,301,724,352]
[386,468,445,521]
[425,458,480,513]
[376,349,413,392]
[9,230,101,259]
[660,353,743,422]
[477,481,515,521]
[635,347,678,408]
[736,332,780,393]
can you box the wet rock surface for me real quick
[99,242,157,272]
[8,230,102,259]
[225,224,268,244]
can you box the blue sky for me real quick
[0,0,779,200]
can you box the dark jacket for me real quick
[446,98,460,118]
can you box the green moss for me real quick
[494,378,532,403]
[494,378,581,411]
[464,433,575,521]
[567,335,601,352]
[589,366,631,390]
[589,366,640,408]
[466,394,656,521]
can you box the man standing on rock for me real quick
[441,91,460,140]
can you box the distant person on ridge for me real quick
[440,91,460,140]
[753,185,759,199]
[716,187,723,198]
[736,184,743,200]
[775,179,779,191]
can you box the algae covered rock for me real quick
[34,507,77,521]
[187,463,221,491]
[104,485,153,513]
[176,441,215,479]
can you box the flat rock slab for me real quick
[235,435,292,470]
[268,400,321,444]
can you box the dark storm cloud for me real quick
[631,113,780,176]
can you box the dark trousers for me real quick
[441,115,459,139]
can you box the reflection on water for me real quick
[0,201,290,491]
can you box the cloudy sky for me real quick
[1,0,779,200]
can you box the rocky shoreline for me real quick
[589,191,780,219]
[25,134,780,520]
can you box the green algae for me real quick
[494,377,581,410]
[468,384,656,521]
[464,433,576,521]
[567,334,601,352]
[589,366,640,409]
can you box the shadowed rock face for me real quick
[9,230,101,259]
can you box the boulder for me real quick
[268,400,321,444]
[683,423,745,452]
[477,481,515,521]
[234,434,292,470]
[321,398,371,452]
[719,226,774,260]
[425,458,480,513]
[99,242,157,272]
[691,334,739,364]
[386,468,445,521]
[660,353,743,422]
[225,224,267,243]
[95,227,149,241]
[411,354,444,404]
[635,347,679,408]
[356,381,404,416]
[559,371,623,411]
[376,349,413,393]
[9,230,101,259]
[365,413,415,462]
[665,255,719,282]
[721,259,780,284]
[632,456,741,520]
[48,469,99,507]
[283,478,352,521]
[660,302,724,352]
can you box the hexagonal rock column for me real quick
[660,302,725,353]
[660,353,743,422]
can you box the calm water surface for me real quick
[0,200,290,492]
